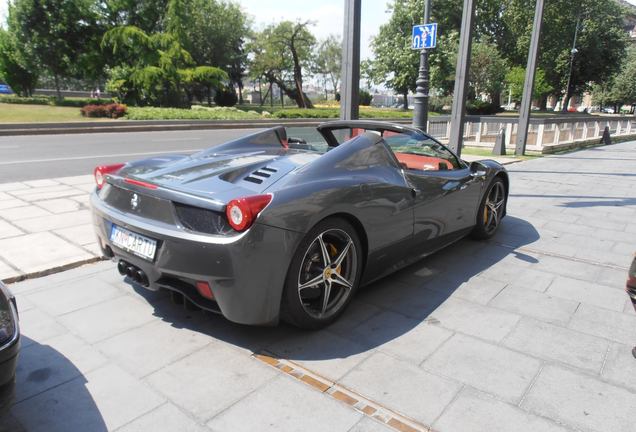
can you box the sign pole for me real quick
[412,0,431,131]
[515,0,544,156]
[448,0,476,158]
[340,0,361,120]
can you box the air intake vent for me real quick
[243,166,277,184]
[244,176,263,184]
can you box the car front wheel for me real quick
[471,177,507,240]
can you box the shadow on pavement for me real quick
[128,216,540,365]
[1,337,107,432]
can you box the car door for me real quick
[383,132,483,253]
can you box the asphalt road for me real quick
[0,128,290,183]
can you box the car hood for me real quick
[122,148,322,202]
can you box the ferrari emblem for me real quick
[130,193,139,210]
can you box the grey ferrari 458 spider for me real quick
[91,120,509,329]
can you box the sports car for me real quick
[0,282,19,415]
[91,120,509,329]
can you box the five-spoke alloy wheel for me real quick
[471,177,507,239]
[283,218,362,329]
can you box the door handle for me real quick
[411,188,421,198]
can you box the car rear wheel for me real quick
[471,177,506,240]
[282,218,362,330]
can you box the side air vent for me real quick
[244,176,263,184]
[243,166,277,184]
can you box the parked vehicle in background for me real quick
[626,255,636,359]
[0,84,13,95]
[0,282,19,416]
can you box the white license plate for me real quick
[110,225,157,261]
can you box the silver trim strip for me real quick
[91,193,249,245]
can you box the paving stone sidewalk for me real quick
[0,175,98,281]
[1,142,635,432]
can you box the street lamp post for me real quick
[412,0,432,131]
[562,16,581,113]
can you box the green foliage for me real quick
[428,95,452,113]
[125,106,262,120]
[466,100,501,115]
[180,66,228,105]
[504,0,627,103]
[359,89,373,106]
[213,87,238,107]
[469,39,507,101]
[272,108,414,119]
[0,95,114,106]
[0,29,38,96]
[9,0,105,98]
[505,67,553,103]
[313,36,342,94]
[0,95,50,105]
[102,26,198,106]
[103,0,168,33]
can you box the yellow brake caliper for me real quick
[328,244,342,274]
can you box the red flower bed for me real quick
[81,103,127,118]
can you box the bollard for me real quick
[492,128,507,155]
[601,126,611,146]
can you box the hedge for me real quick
[0,95,115,107]
[81,103,127,118]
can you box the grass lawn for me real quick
[462,146,543,160]
[0,103,114,123]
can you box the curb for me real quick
[1,256,107,285]
[0,118,412,136]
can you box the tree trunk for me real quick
[54,74,62,101]
[269,82,274,108]
[562,88,573,113]
[237,80,244,105]
[264,72,313,108]
[280,87,284,108]
[539,95,548,111]
[258,79,263,106]
[402,90,408,110]
[491,91,501,109]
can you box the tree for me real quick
[102,26,195,106]
[180,66,228,105]
[9,0,104,99]
[313,35,342,98]
[469,39,507,105]
[503,0,628,110]
[103,0,169,34]
[594,46,636,113]
[250,21,316,108]
[0,29,38,96]
[180,0,250,101]
[504,66,553,104]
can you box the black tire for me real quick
[282,217,363,330]
[471,177,507,240]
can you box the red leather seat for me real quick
[395,152,452,171]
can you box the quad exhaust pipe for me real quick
[117,260,149,287]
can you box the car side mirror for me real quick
[469,161,487,177]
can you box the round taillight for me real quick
[225,195,272,232]
[94,163,125,190]
[227,202,248,231]
[95,169,105,188]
